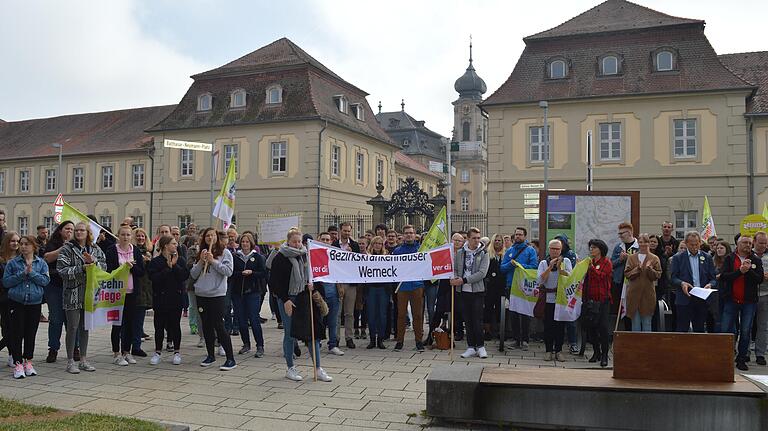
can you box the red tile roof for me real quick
[0,105,176,161]
[525,0,703,41]
[394,151,441,179]
[719,52,768,115]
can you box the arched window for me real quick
[462,121,471,141]
[266,85,282,104]
[601,56,618,75]
[197,93,212,111]
[230,89,246,108]
[656,51,674,71]
[549,60,567,79]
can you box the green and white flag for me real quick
[213,157,237,229]
[84,263,131,330]
[61,201,103,244]
[554,259,590,322]
[508,261,540,317]
[419,206,448,252]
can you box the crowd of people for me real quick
[0,208,766,382]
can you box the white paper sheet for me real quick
[690,287,716,300]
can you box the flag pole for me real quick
[309,287,318,382]
[450,285,454,361]
[614,282,625,332]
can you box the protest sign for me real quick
[84,263,131,330]
[260,216,300,245]
[554,259,590,321]
[508,261,540,317]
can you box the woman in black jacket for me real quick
[147,235,189,366]
[104,225,145,366]
[483,234,506,341]
[230,233,267,357]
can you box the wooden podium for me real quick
[613,331,735,382]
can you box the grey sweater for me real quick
[453,243,490,293]
[190,249,233,297]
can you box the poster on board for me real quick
[259,216,301,245]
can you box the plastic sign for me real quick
[740,214,768,237]
[163,139,212,152]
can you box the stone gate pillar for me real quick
[367,181,389,226]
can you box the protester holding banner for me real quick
[624,234,662,332]
[3,235,49,379]
[57,221,106,374]
[332,222,360,350]
[316,232,344,356]
[268,228,332,382]
[131,227,153,357]
[538,239,572,361]
[230,233,267,358]
[452,227,490,359]
[42,221,75,363]
[393,225,425,352]
[0,232,21,368]
[190,228,236,370]
[584,239,613,367]
[500,227,539,350]
[147,235,190,366]
[366,236,392,350]
[104,225,146,366]
[428,233,464,346]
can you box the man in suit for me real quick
[720,235,765,370]
[332,222,361,349]
[670,231,717,333]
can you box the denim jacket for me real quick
[3,255,50,305]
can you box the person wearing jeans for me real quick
[332,222,361,349]
[719,234,764,371]
[752,232,768,365]
[366,236,391,349]
[624,234,662,332]
[393,225,425,352]
[229,233,267,358]
[538,239,573,362]
[41,221,75,363]
[500,227,539,349]
[670,231,717,333]
[317,232,343,355]
[452,228,490,359]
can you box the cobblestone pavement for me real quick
[0,305,764,430]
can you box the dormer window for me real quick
[266,85,282,104]
[230,89,246,108]
[548,59,567,79]
[601,55,619,76]
[333,95,348,113]
[655,50,674,72]
[402,138,410,147]
[197,93,212,111]
[350,103,364,121]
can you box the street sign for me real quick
[163,139,212,152]
[524,214,540,220]
[520,183,545,189]
[53,193,64,222]
[524,207,539,214]
[524,199,539,206]
[524,193,539,199]
[429,161,443,173]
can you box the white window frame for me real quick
[674,211,698,239]
[133,215,144,228]
[19,170,30,193]
[673,119,697,159]
[460,194,470,212]
[267,85,282,104]
[656,51,674,72]
[101,165,114,189]
[402,138,410,147]
[376,158,384,184]
[178,215,192,229]
[351,103,364,121]
[17,216,28,235]
[43,216,55,231]
[549,60,566,79]
[197,93,212,111]
[72,167,84,191]
[99,215,113,230]
[529,126,549,163]
[271,141,287,174]
[223,144,239,176]
[230,88,246,108]
[461,169,470,183]
[599,122,622,161]
[132,164,145,188]
[331,145,340,176]
[45,169,56,192]
[355,152,364,182]
[180,149,194,177]
[602,56,618,75]
[333,95,348,113]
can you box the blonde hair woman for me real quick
[365,236,392,349]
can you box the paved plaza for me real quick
[0,304,765,431]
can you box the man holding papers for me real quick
[719,235,765,371]
[670,231,717,333]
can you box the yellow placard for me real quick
[740,214,768,237]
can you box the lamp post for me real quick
[538,101,549,190]
[51,143,63,194]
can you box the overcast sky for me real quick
[2,0,766,137]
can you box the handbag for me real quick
[533,288,546,318]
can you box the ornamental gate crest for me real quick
[368,177,446,232]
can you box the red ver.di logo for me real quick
[310,248,330,277]
[430,248,452,276]
[107,309,121,322]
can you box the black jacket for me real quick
[289,289,326,343]
[332,238,361,253]
[104,244,146,296]
[230,250,267,296]
[485,256,507,298]
[268,252,308,303]
[147,255,190,311]
[719,252,765,304]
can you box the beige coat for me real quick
[624,253,662,317]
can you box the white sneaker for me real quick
[113,355,129,366]
[477,347,488,359]
[172,353,182,365]
[285,366,303,382]
[197,337,204,348]
[317,367,333,382]
[149,352,161,365]
[218,346,226,357]
[78,361,96,372]
[7,357,13,368]
[124,354,136,364]
[329,347,345,356]
[23,360,37,377]
[521,341,529,351]
[460,347,477,359]
[13,363,25,379]
[66,360,80,374]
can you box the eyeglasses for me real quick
[75,229,87,232]
[618,231,630,236]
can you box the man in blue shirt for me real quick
[500,227,538,350]
[670,231,717,332]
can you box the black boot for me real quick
[589,345,601,363]
[600,352,608,368]
[366,336,377,349]
[425,334,433,346]
[377,337,386,349]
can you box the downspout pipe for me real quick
[317,120,328,235]
[147,144,156,232]
[748,116,755,214]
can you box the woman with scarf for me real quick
[365,236,392,349]
[268,228,332,382]
[104,225,145,366]
[190,228,236,371]
[41,221,74,364]
[57,222,106,374]
[230,232,267,358]
[451,227,490,359]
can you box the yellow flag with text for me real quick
[419,207,448,252]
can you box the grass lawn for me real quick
[0,398,165,431]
